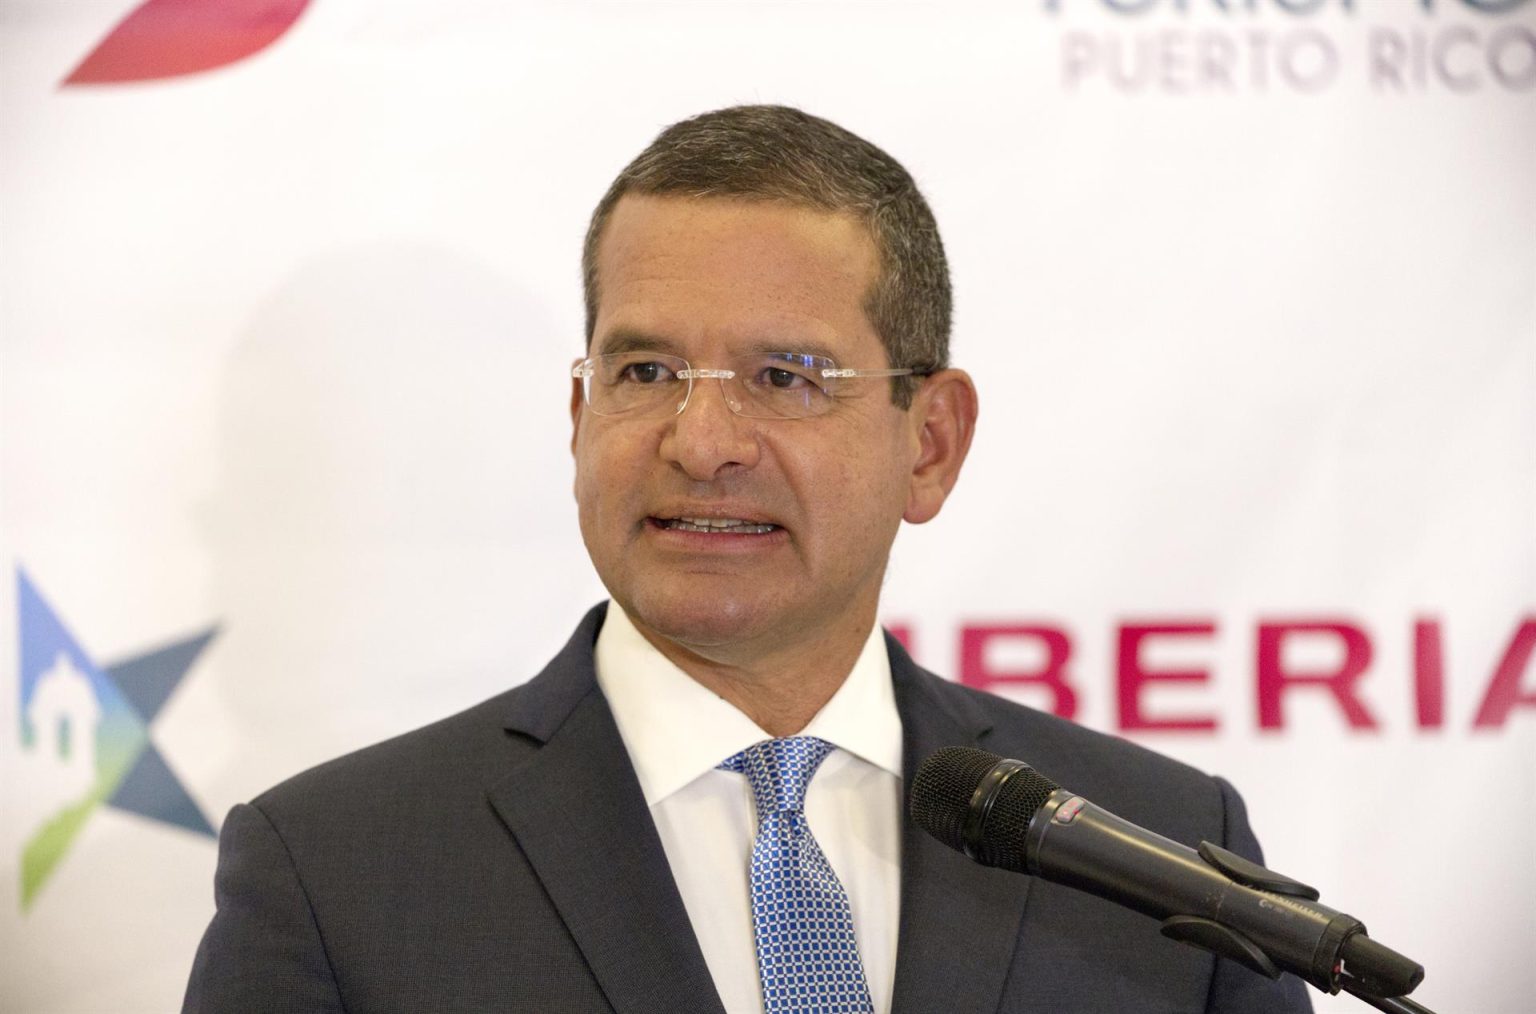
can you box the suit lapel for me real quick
[486,607,726,1014]
[487,612,1039,1014]
[888,637,1035,1014]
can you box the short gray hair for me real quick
[582,105,951,407]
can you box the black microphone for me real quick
[909,747,1426,1004]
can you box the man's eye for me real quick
[760,367,810,390]
[620,361,673,384]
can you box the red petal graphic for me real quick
[63,0,312,86]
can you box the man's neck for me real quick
[624,610,876,738]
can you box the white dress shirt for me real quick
[594,604,904,1014]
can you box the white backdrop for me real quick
[2,0,1533,1011]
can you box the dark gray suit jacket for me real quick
[185,604,1313,1013]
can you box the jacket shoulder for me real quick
[250,604,608,823]
[249,687,529,822]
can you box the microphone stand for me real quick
[1338,976,1439,1014]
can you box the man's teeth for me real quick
[663,517,777,534]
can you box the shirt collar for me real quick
[594,603,904,807]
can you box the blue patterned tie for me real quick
[720,737,876,1014]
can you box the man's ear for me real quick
[569,364,585,456]
[904,369,979,525]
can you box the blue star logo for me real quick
[16,568,217,909]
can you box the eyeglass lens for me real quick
[582,352,839,419]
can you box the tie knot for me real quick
[720,736,836,815]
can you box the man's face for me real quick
[573,194,925,662]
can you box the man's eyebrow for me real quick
[594,329,678,356]
[595,330,853,363]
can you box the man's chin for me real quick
[618,592,777,658]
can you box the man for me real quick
[185,106,1312,1013]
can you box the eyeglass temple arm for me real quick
[820,368,916,379]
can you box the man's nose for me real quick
[659,376,761,480]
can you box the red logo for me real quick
[63,0,312,86]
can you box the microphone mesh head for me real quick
[910,746,1061,871]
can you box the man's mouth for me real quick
[651,516,780,535]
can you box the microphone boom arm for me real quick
[911,748,1436,1014]
[1027,787,1429,1008]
